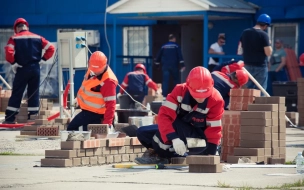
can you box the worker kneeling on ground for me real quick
[117,63,161,109]
[212,69,249,109]
[134,66,224,164]
[67,51,118,132]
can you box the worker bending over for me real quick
[213,60,245,74]
[135,67,224,164]
[3,18,55,124]
[117,63,160,108]
[67,51,118,131]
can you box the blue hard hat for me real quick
[257,14,271,25]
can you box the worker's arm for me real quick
[204,91,224,145]
[144,74,158,91]
[100,79,117,125]
[41,37,55,61]
[262,33,272,57]
[119,73,129,94]
[155,47,163,65]
[4,37,15,64]
[275,51,287,72]
[157,85,183,143]
[208,43,224,55]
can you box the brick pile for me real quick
[21,99,68,136]
[186,155,222,173]
[226,97,286,164]
[41,137,146,167]
[229,89,261,111]
[298,78,304,127]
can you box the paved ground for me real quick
[0,127,304,189]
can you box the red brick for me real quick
[82,140,91,149]
[234,139,240,147]
[228,132,235,139]
[95,139,101,147]
[108,138,125,147]
[227,139,234,146]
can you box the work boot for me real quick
[134,149,169,165]
[2,121,17,124]
[66,132,85,141]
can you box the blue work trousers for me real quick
[244,65,268,96]
[137,125,158,149]
[67,110,104,131]
[162,67,180,97]
[5,63,40,122]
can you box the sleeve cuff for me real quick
[166,132,179,141]
[180,62,185,68]
[41,57,47,61]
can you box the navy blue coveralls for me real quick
[211,72,233,110]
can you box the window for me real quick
[123,26,149,64]
[271,23,298,55]
[0,29,14,64]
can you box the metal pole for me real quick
[203,12,209,68]
[112,17,117,74]
[0,75,12,90]
[58,39,64,118]
[69,39,75,116]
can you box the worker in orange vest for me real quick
[67,51,118,132]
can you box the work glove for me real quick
[172,138,187,156]
[109,125,116,134]
[73,98,78,107]
[117,93,122,99]
[12,63,22,74]
[156,89,162,95]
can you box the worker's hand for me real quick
[180,66,186,72]
[12,63,23,74]
[109,125,116,134]
[73,98,78,107]
[172,138,187,156]
[117,93,122,99]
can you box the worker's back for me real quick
[126,71,146,94]
[240,28,269,66]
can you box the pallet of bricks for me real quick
[221,89,260,162]
[20,99,67,137]
[227,96,286,164]
[298,78,304,127]
[41,136,146,167]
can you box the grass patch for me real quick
[0,151,38,156]
[285,161,295,165]
[217,181,231,188]
[265,179,304,189]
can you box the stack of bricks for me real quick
[229,89,261,111]
[16,102,29,123]
[186,156,222,173]
[21,99,67,136]
[220,111,241,162]
[227,97,286,164]
[41,137,146,167]
[298,78,304,127]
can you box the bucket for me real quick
[60,131,91,141]
[150,101,164,114]
[115,109,149,123]
[118,94,132,109]
[128,116,154,127]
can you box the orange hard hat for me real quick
[14,18,29,33]
[300,53,304,65]
[134,63,146,73]
[235,70,249,87]
[89,51,107,74]
[186,66,214,98]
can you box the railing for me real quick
[116,55,154,75]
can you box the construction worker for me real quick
[134,67,224,164]
[67,51,118,131]
[212,70,249,109]
[3,18,55,124]
[237,14,272,96]
[117,63,160,108]
[213,60,245,75]
[208,35,226,72]
[155,34,185,97]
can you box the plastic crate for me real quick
[272,81,297,97]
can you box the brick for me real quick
[82,140,91,149]
[248,104,278,111]
[271,133,279,140]
[88,124,109,135]
[39,110,51,116]
[240,111,272,119]
[90,156,98,165]
[133,146,142,153]
[110,147,118,154]
[186,155,220,165]
[189,164,222,173]
[97,156,106,164]
[35,119,49,125]
[255,97,285,104]
[230,89,261,97]
[234,148,264,156]
[240,140,271,148]
[117,146,126,154]
[77,149,85,157]
[37,126,58,136]
[73,158,81,167]
[272,125,279,133]
[125,146,134,154]
[271,140,279,148]
[278,112,285,119]
[102,147,110,155]
[94,148,102,156]
[267,157,285,164]
[121,154,130,162]
[130,137,142,145]
[81,157,90,166]
[107,138,125,147]
[129,154,137,162]
[271,147,279,156]
[264,148,271,156]
[55,118,69,124]
[240,118,272,126]
[114,123,130,132]
[278,119,286,133]
[23,125,41,131]
[99,139,107,147]
[279,133,286,140]
[20,131,37,136]
[105,155,114,164]
[241,126,271,134]
[85,149,94,156]
[240,133,271,141]
[171,157,186,164]
[124,138,132,145]
[279,140,286,147]
[279,147,286,155]
[114,155,122,163]
[61,141,81,150]
[45,150,77,158]
[41,159,72,167]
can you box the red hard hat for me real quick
[134,63,146,74]
[14,18,29,33]
[235,70,249,87]
[89,51,107,74]
[300,53,304,65]
[186,66,214,98]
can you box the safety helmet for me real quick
[186,66,214,99]
[300,53,304,65]
[89,51,107,74]
[257,14,271,26]
[134,63,146,74]
[235,70,249,87]
[237,60,245,68]
[14,18,29,33]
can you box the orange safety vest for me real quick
[77,67,118,114]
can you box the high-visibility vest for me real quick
[77,67,118,114]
